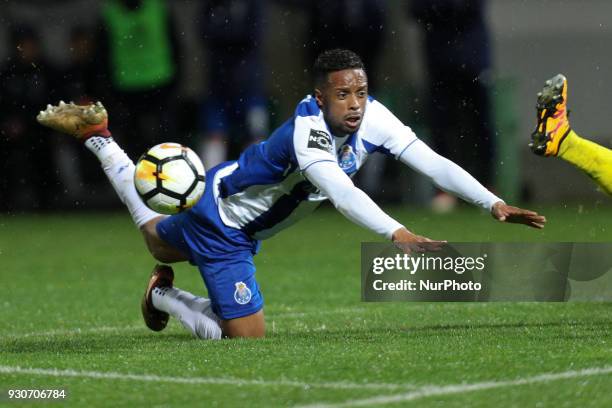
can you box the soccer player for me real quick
[38,49,546,340]
[530,74,612,195]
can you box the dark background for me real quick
[1,0,612,213]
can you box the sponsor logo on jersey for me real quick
[234,281,252,305]
[338,145,357,174]
[307,129,333,152]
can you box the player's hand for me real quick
[391,227,447,254]
[491,201,546,229]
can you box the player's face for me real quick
[315,69,368,136]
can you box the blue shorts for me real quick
[156,162,263,320]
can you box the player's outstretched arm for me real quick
[304,160,401,238]
[399,139,501,211]
[398,139,546,229]
[304,161,446,251]
[490,201,546,229]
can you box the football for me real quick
[134,143,206,214]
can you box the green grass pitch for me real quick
[1,205,612,407]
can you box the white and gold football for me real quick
[134,143,206,214]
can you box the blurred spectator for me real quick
[0,26,60,211]
[409,0,496,211]
[54,26,102,199]
[198,0,268,169]
[305,0,385,91]
[61,26,100,105]
[97,0,181,159]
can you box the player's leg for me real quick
[142,264,223,339]
[530,74,612,195]
[37,102,229,339]
[556,130,612,195]
[149,161,266,339]
[140,211,226,339]
[148,207,265,338]
[530,74,571,157]
[151,282,264,339]
[141,255,265,339]
[195,252,265,338]
[36,102,188,261]
[221,310,265,338]
[140,217,189,263]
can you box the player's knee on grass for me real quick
[140,217,189,263]
[222,310,265,338]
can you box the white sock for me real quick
[84,136,159,228]
[151,286,222,340]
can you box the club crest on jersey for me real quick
[338,145,357,174]
[234,282,252,305]
[307,129,333,152]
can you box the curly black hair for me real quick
[313,49,366,88]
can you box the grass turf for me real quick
[1,204,611,407]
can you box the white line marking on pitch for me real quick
[295,366,612,408]
[0,366,414,391]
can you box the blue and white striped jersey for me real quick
[209,95,418,240]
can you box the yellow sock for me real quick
[558,130,612,195]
